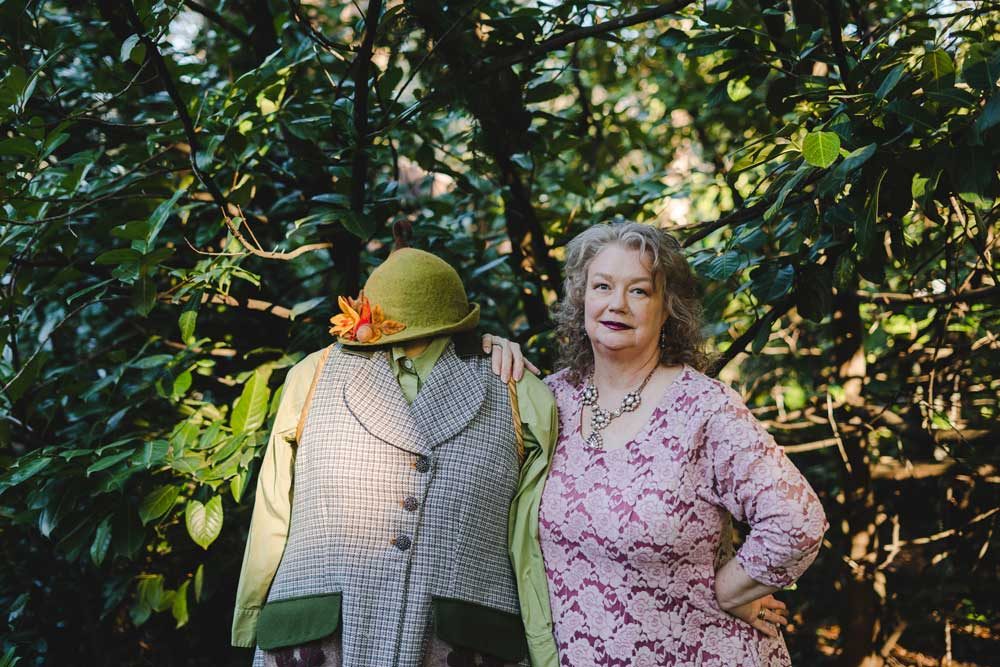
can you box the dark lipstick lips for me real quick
[600,320,631,330]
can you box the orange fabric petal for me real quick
[380,320,406,335]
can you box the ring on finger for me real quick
[757,608,766,621]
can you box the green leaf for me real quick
[922,49,955,87]
[795,265,832,322]
[178,310,197,344]
[875,64,906,102]
[0,455,52,494]
[132,275,157,317]
[172,371,192,398]
[962,48,1000,90]
[230,369,272,434]
[750,263,794,303]
[289,297,325,320]
[974,93,1000,136]
[230,468,250,503]
[339,210,376,240]
[726,77,753,102]
[0,645,20,667]
[5,352,47,403]
[818,143,877,197]
[120,34,141,63]
[86,449,135,476]
[145,188,187,251]
[801,131,841,168]
[172,580,190,628]
[194,564,204,602]
[703,251,746,280]
[90,516,112,566]
[525,81,563,103]
[138,485,180,525]
[751,316,775,355]
[137,440,170,468]
[185,496,224,549]
[857,170,886,255]
[94,249,142,265]
[842,143,880,174]
[886,100,936,132]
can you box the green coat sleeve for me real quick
[508,373,560,667]
[230,350,325,648]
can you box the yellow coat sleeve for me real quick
[230,349,325,648]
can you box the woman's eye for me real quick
[631,288,649,296]
[592,283,609,290]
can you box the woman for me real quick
[487,222,827,666]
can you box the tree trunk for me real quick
[832,285,881,667]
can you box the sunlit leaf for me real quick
[185,496,223,550]
[801,131,840,168]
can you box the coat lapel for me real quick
[342,349,430,456]
[410,343,485,449]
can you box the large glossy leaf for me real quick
[230,369,272,435]
[802,131,841,168]
[138,485,180,525]
[185,496,223,550]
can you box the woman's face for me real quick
[583,244,667,361]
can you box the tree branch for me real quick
[825,0,855,92]
[708,296,796,377]
[194,210,335,261]
[350,0,383,224]
[857,285,1000,306]
[287,0,353,56]
[488,1,697,72]
[122,0,228,211]
[181,0,253,49]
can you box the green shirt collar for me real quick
[387,335,451,385]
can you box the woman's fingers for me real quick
[763,596,787,612]
[524,359,540,376]
[481,334,493,354]
[754,617,780,637]
[510,342,524,382]
[491,343,507,381]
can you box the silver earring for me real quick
[659,327,667,349]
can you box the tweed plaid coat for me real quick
[251,343,529,667]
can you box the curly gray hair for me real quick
[553,222,709,384]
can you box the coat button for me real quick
[402,496,418,512]
[413,456,430,473]
[393,535,412,551]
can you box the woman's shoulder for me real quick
[543,368,578,401]
[676,365,747,415]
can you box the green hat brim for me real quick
[339,303,480,348]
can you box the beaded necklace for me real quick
[581,365,657,449]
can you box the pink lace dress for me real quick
[539,366,828,666]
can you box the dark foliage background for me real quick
[1,1,998,665]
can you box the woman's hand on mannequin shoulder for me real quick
[724,594,788,638]
[480,333,539,383]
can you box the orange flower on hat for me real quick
[329,292,405,343]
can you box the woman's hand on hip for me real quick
[725,594,788,638]
[481,333,540,382]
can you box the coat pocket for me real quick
[257,592,342,650]
[432,596,528,662]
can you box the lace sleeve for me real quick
[704,390,828,588]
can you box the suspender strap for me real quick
[506,377,525,465]
[295,346,331,445]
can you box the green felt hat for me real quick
[331,248,479,347]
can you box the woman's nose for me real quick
[609,288,628,311]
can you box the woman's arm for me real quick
[705,387,828,633]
